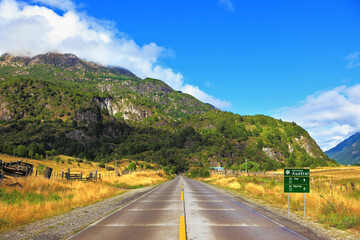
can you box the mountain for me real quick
[0,53,138,79]
[325,133,360,165]
[0,53,214,122]
[0,53,337,172]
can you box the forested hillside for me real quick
[0,53,337,173]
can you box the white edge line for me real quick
[66,178,176,239]
[190,178,309,240]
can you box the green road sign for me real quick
[284,169,309,176]
[284,184,310,193]
[284,176,309,185]
[284,168,310,193]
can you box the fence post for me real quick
[95,170,98,181]
[44,167,53,179]
[67,168,70,180]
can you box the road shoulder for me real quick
[197,179,358,240]
[0,185,160,240]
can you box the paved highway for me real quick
[69,176,308,240]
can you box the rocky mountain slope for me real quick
[0,53,337,172]
[0,53,137,78]
[325,132,360,165]
[0,53,214,122]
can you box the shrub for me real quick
[98,163,105,168]
[128,162,137,171]
[106,166,115,171]
[37,165,46,174]
[53,157,61,163]
[145,163,153,169]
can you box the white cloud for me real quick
[274,85,360,151]
[181,84,231,109]
[346,52,360,69]
[219,0,234,11]
[0,0,231,109]
[32,0,75,11]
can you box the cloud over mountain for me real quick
[274,85,360,151]
[0,0,231,109]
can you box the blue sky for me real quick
[80,0,360,113]
[1,0,360,150]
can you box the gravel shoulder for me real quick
[0,185,160,240]
[199,180,360,240]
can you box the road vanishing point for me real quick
[69,176,309,240]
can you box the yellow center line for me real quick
[179,216,186,240]
[181,190,184,201]
[181,185,183,189]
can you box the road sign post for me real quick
[284,169,310,217]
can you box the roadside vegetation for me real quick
[0,155,169,233]
[200,167,360,233]
[102,170,169,189]
[0,176,121,233]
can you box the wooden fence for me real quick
[0,160,33,179]
[0,162,136,182]
[47,168,155,181]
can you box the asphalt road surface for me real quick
[69,176,308,240]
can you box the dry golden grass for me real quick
[0,169,169,232]
[244,182,265,196]
[311,167,360,179]
[102,170,168,188]
[203,176,241,190]
[204,167,360,232]
[0,176,122,233]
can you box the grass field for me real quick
[102,170,169,189]
[0,154,168,233]
[201,167,360,234]
[0,176,122,233]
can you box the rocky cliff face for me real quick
[74,109,102,123]
[94,97,153,121]
[0,100,13,120]
[295,135,321,158]
[262,147,283,161]
[261,135,324,161]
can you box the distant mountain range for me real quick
[325,133,360,165]
[0,52,337,172]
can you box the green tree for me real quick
[16,145,28,157]
[128,162,137,170]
